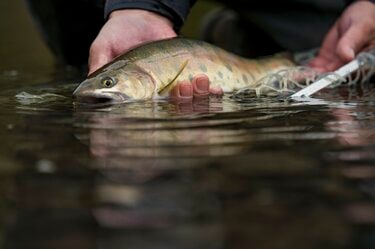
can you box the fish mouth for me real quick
[73,92,129,105]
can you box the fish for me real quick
[73,38,295,103]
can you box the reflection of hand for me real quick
[88,9,177,75]
[170,74,224,100]
[309,1,375,72]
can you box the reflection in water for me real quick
[0,77,374,248]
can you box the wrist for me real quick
[108,9,175,34]
[104,0,185,32]
[106,8,176,43]
[109,8,172,26]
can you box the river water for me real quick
[0,68,374,249]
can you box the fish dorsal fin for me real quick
[158,60,189,96]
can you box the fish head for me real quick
[73,63,156,104]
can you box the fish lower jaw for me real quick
[73,92,123,104]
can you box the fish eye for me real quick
[101,77,116,88]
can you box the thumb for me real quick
[88,43,113,75]
[336,23,369,62]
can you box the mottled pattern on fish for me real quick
[90,38,295,97]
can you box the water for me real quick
[0,68,374,249]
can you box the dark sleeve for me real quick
[104,0,197,31]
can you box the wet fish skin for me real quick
[73,38,295,103]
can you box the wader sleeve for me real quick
[104,0,197,31]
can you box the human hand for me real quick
[88,9,177,75]
[309,1,375,72]
[170,74,224,100]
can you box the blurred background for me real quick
[0,0,218,73]
[0,0,55,72]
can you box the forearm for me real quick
[104,0,197,31]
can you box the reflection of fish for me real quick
[73,38,295,103]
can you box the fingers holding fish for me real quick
[209,87,224,96]
[170,75,224,101]
[195,76,224,97]
[170,81,194,100]
[192,74,210,97]
[191,75,223,97]
[191,74,224,97]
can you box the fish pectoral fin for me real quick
[158,60,189,96]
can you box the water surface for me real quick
[0,69,374,249]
